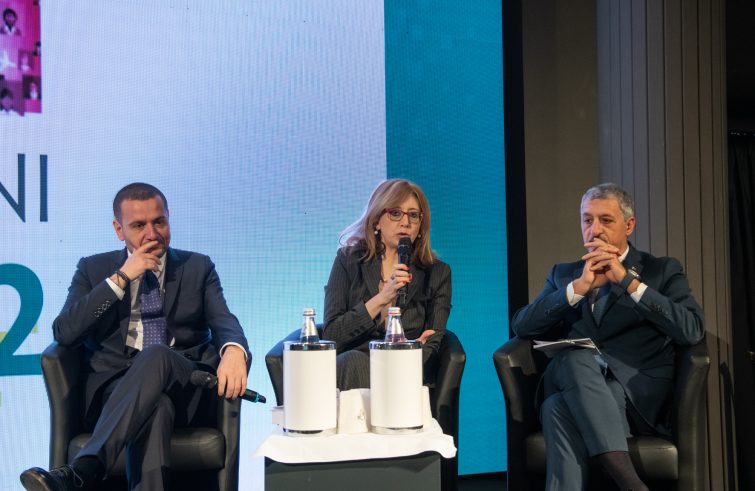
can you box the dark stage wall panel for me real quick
[597,1,732,489]
[520,1,734,489]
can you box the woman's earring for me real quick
[374,228,379,235]
[417,233,422,239]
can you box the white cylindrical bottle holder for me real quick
[369,339,423,434]
[283,340,337,437]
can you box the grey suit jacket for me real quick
[52,247,250,415]
[511,245,704,433]
[322,247,452,364]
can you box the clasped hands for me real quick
[572,237,628,296]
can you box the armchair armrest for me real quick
[672,340,709,491]
[41,342,83,467]
[431,329,466,443]
[493,336,548,488]
[493,337,545,431]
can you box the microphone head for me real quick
[190,370,217,389]
[397,236,412,264]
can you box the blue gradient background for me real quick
[0,1,508,486]
[385,0,507,474]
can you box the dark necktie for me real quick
[140,271,167,347]
[590,284,611,324]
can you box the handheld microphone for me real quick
[397,236,412,308]
[190,370,266,404]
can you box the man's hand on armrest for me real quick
[216,345,248,400]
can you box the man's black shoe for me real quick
[20,465,86,491]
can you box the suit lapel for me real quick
[622,245,644,278]
[600,284,622,321]
[405,263,425,306]
[113,249,131,346]
[361,256,382,299]
[163,248,183,319]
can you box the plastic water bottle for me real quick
[384,306,407,343]
[299,307,319,343]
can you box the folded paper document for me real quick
[533,338,600,357]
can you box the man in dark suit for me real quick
[511,183,704,491]
[21,183,250,491]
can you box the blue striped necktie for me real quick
[140,271,167,347]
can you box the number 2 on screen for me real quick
[0,264,43,376]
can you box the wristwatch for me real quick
[619,268,641,291]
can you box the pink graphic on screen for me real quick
[0,0,41,116]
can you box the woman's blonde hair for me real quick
[340,179,435,267]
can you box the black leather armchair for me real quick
[493,336,709,491]
[265,328,466,491]
[41,342,241,491]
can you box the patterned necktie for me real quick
[140,271,167,347]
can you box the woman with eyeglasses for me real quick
[322,179,452,390]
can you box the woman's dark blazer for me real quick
[322,246,451,364]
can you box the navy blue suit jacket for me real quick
[511,246,704,433]
[52,247,250,415]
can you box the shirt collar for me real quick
[618,246,629,263]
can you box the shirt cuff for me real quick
[567,282,584,307]
[630,283,648,302]
[106,277,126,300]
[220,342,248,361]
